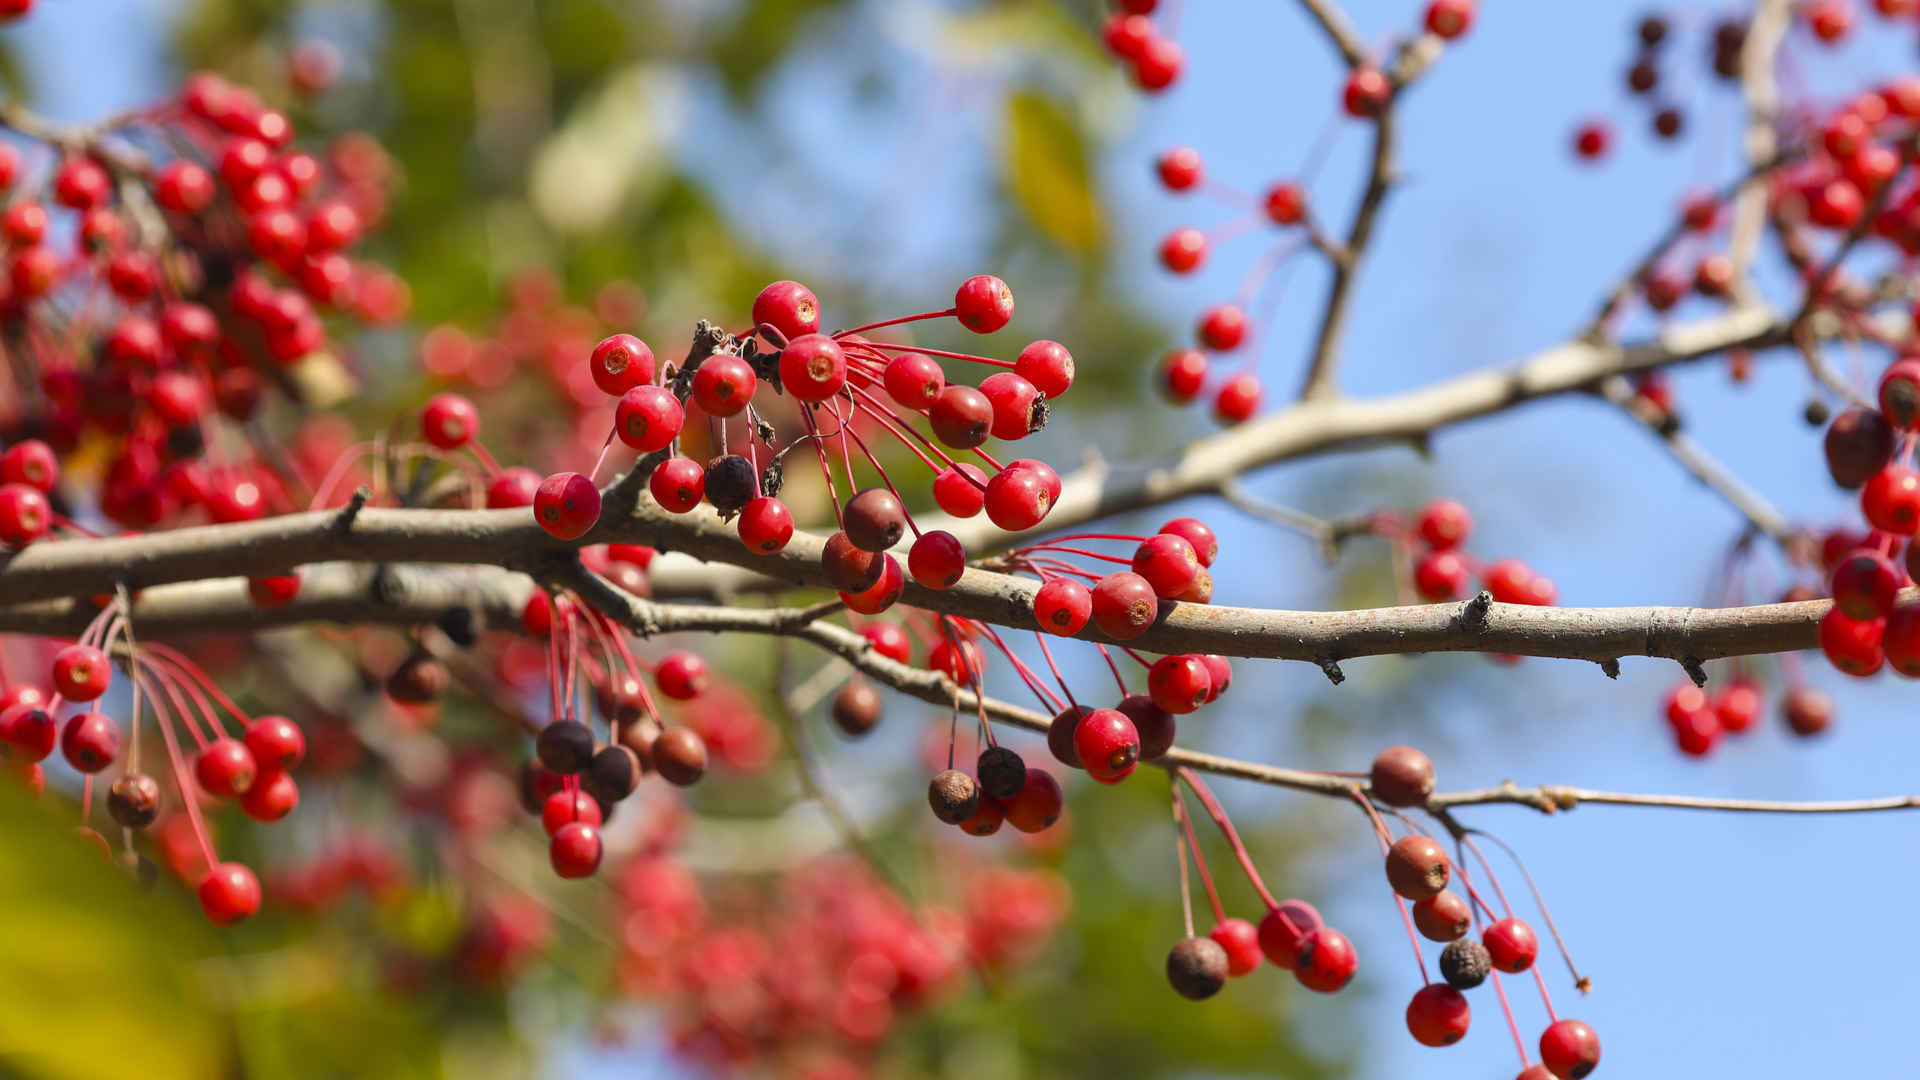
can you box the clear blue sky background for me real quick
[15,2,1920,1077]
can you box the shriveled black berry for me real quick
[843,487,906,552]
[1440,939,1491,990]
[536,720,595,775]
[1822,408,1890,485]
[831,680,882,737]
[107,772,161,828]
[437,605,479,647]
[704,455,758,513]
[583,744,641,803]
[1165,937,1230,1000]
[927,769,980,825]
[385,650,449,704]
[1804,398,1833,429]
[652,727,708,787]
[976,745,1027,800]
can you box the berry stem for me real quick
[1350,789,1431,985]
[1172,784,1228,924]
[832,308,957,337]
[1175,768,1281,910]
[1468,828,1591,992]
[145,672,218,871]
[1030,630,1081,712]
[844,339,1015,369]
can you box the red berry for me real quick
[861,623,912,665]
[198,863,262,925]
[248,573,300,608]
[196,737,259,798]
[1212,372,1262,423]
[1831,548,1901,617]
[534,472,601,540]
[953,274,1014,333]
[305,200,361,251]
[52,644,112,701]
[932,462,989,517]
[1784,686,1834,735]
[550,821,604,878]
[1342,68,1392,118]
[1132,534,1199,598]
[1483,917,1539,973]
[1003,767,1063,832]
[1033,577,1093,636]
[1197,304,1247,350]
[1161,348,1209,402]
[542,789,603,836]
[1880,360,1920,428]
[656,651,709,700]
[1147,654,1212,714]
[1,202,46,246]
[1090,571,1160,640]
[649,457,705,513]
[691,353,757,417]
[1132,35,1184,91]
[1810,179,1864,229]
[239,770,299,821]
[0,704,55,762]
[1257,899,1322,969]
[1482,559,1537,603]
[1073,708,1140,784]
[1103,13,1154,59]
[0,439,57,491]
[1808,0,1854,42]
[52,156,111,210]
[1414,550,1470,601]
[779,333,848,402]
[616,386,685,452]
[1160,227,1207,273]
[980,372,1041,440]
[1713,680,1763,733]
[841,554,906,614]
[0,483,50,547]
[983,466,1052,531]
[930,385,994,449]
[1015,339,1075,399]
[9,246,58,299]
[1411,891,1472,941]
[1385,834,1451,900]
[1406,984,1471,1046]
[1538,1019,1601,1079]
[1370,745,1435,806]
[156,161,216,213]
[60,712,118,773]
[1293,926,1358,992]
[752,279,821,341]
[908,530,967,588]
[1263,182,1306,225]
[1417,498,1472,549]
[1200,654,1232,700]
[884,351,945,410]
[1424,0,1475,38]
[724,495,787,553]
[421,393,479,450]
[1820,607,1886,676]
[487,467,542,508]
[1885,605,1920,676]
[1210,918,1263,976]
[1156,147,1203,191]
[929,637,985,684]
[245,715,306,772]
[589,333,654,396]
[1572,121,1612,161]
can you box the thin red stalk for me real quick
[1172,785,1227,924]
[844,339,1014,368]
[1350,790,1430,985]
[146,674,217,871]
[1095,644,1131,698]
[1030,632,1080,712]
[1175,768,1281,911]
[1468,829,1590,992]
[833,308,956,336]
[798,405,847,530]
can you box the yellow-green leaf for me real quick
[1004,90,1105,257]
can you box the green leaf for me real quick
[1003,90,1105,257]
[0,783,226,1079]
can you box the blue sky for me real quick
[13,2,1920,1077]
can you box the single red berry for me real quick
[953,274,1015,333]
[0,704,56,762]
[0,439,57,491]
[1200,654,1233,700]
[1342,67,1392,117]
[1483,917,1539,973]
[752,279,821,341]
[1482,558,1538,603]
[983,467,1052,531]
[1015,339,1075,399]
[822,531,883,591]
[534,472,601,540]
[248,573,301,608]
[1209,918,1263,976]
[884,351,945,410]
[245,715,306,772]
[60,712,119,773]
[981,372,1040,440]
[1003,767,1063,832]
[959,793,1005,835]
[589,333,654,397]
[908,530,967,588]
[1385,834,1451,900]
[1073,708,1140,783]
[1694,253,1736,297]
[196,737,259,798]
[155,161,216,214]
[932,462,989,517]
[1156,146,1203,191]
[1414,550,1470,601]
[1831,548,1901,618]
[844,487,908,551]
[1808,0,1854,41]
[52,644,112,701]
[1263,182,1306,225]
[9,245,59,299]
[1784,686,1834,736]
[1197,304,1247,350]
[1417,498,1472,549]
[1411,890,1472,941]
[0,483,52,547]
[608,543,656,569]
[691,353,757,417]
[487,467,542,508]
[1370,745,1436,806]
[1090,571,1160,640]
[1820,607,1886,676]
[861,623,912,665]
[1160,227,1207,273]
[1572,120,1612,161]
[841,554,906,614]
[615,385,685,451]
[1161,348,1209,402]
[52,156,111,210]
[1424,0,1475,38]
[239,770,299,822]
[1878,360,1920,428]
[1132,35,1184,91]
[1406,983,1472,1047]
[737,496,793,553]
[305,200,362,251]
[1132,534,1200,598]
[1154,519,1217,568]
[1147,654,1212,714]
[421,393,479,450]
[1712,680,1763,733]
[1033,577,1093,636]
[1293,926,1359,992]
[1810,178,1864,229]
[1103,13,1154,59]
[1257,899,1323,969]
[0,202,46,246]
[198,863,262,925]
[541,789,604,836]
[930,385,994,448]
[550,821,604,878]
[656,651,709,700]
[1671,704,1720,756]
[649,457,705,513]
[778,333,848,401]
[1212,373,1262,423]
[1539,1019,1601,1079]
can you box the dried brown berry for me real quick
[1825,407,1895,489]
[831,680,882,737]
[107,772,161,828]
[1385,834,1451,900]
[1440,939,1491,990]
[1118,694,1177,761]
[843,487,907,552]
[1166,936,1230,1000]
[1370,745,1435,807]
[704,454,758,513]
[976,746,1027,800]
[652,727,708,786]
[928,769,981,825]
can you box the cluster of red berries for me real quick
[1661,675,1834,755]
[1815,363,1920,680]
[1127,3,1472,428]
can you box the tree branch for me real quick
[1292,0,1369,69]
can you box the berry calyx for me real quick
[778,334,848,402]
